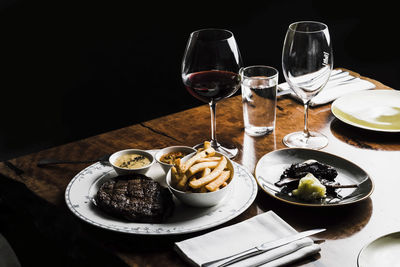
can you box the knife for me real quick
[201,228,325,267]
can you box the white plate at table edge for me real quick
[255,148,374,207]
[331,89,400,132]
[65,150,257,235]
[357,231,400,267]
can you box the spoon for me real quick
[37,154,111,167]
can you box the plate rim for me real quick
[331,89,400,133]
[357,231,400,267]
[65,157,258,235]
[255,147,374,207]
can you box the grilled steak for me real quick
[95,174,174,223]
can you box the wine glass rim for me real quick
[288,21,328,33]
[240,65,278,79]
[190,28,234,41]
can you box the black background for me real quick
[1,0,399,160]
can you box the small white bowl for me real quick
[109,149,155,175]
[165,152,234,207]
[155,146,196,173]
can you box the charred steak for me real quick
[95,174,174,223]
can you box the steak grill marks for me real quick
[95,174,174,223]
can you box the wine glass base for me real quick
[283,131,328,150]
[193,141,238,159]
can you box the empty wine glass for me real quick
[182,29,242,158]
[282,21,333,149]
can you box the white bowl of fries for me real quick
[166,144,234,207]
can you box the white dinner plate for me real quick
[331,89,400,132]
[358,232,400,267]
[255,148,373,207]
[65,151,257,235]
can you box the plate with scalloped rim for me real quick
[65,150,257,235]
[255,148,373,207]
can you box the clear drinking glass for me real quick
[241,66,278,136]
[182,29,242,158]
[282,21,333,149]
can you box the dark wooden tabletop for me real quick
[1,69,399,266]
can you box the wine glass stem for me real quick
[303,102,311,138]
[209,100,218,148]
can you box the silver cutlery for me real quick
[201,228,325,267]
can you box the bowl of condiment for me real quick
[165,151,235,207]
[109,149,155,175]
[155,146,196,173]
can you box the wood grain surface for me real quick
[1,69,399,267]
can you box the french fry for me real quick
[196,148,204,154]
[174,158,183,173]
[196,142,211,154]
[201,167,211,177]
[177,173,189,191]
[187,177,203,193]
[203,141,211,149]
[195,156,222,163]
[189,177,197,187]
[205,170,231,192]
[189,156,227,189]
[180,147,215,173]
[171,166,180,186]
[199,186,208,193]
[187,161,219,176]
[198,167,211,192]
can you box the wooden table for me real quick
[1,69,399,266]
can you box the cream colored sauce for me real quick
[115,154,150,169]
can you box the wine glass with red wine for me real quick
[182,29,242,158]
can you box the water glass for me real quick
[240,66,278,136]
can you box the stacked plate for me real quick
[331,89,400,132]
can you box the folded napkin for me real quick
[174,211,321,267]
[278,69,376,106]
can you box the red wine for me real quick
[183,70,240,103]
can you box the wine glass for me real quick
[282,21,333,149]
[182,29,242,158]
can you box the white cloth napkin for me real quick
[278,69,376,106]
[174,211,321,267]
